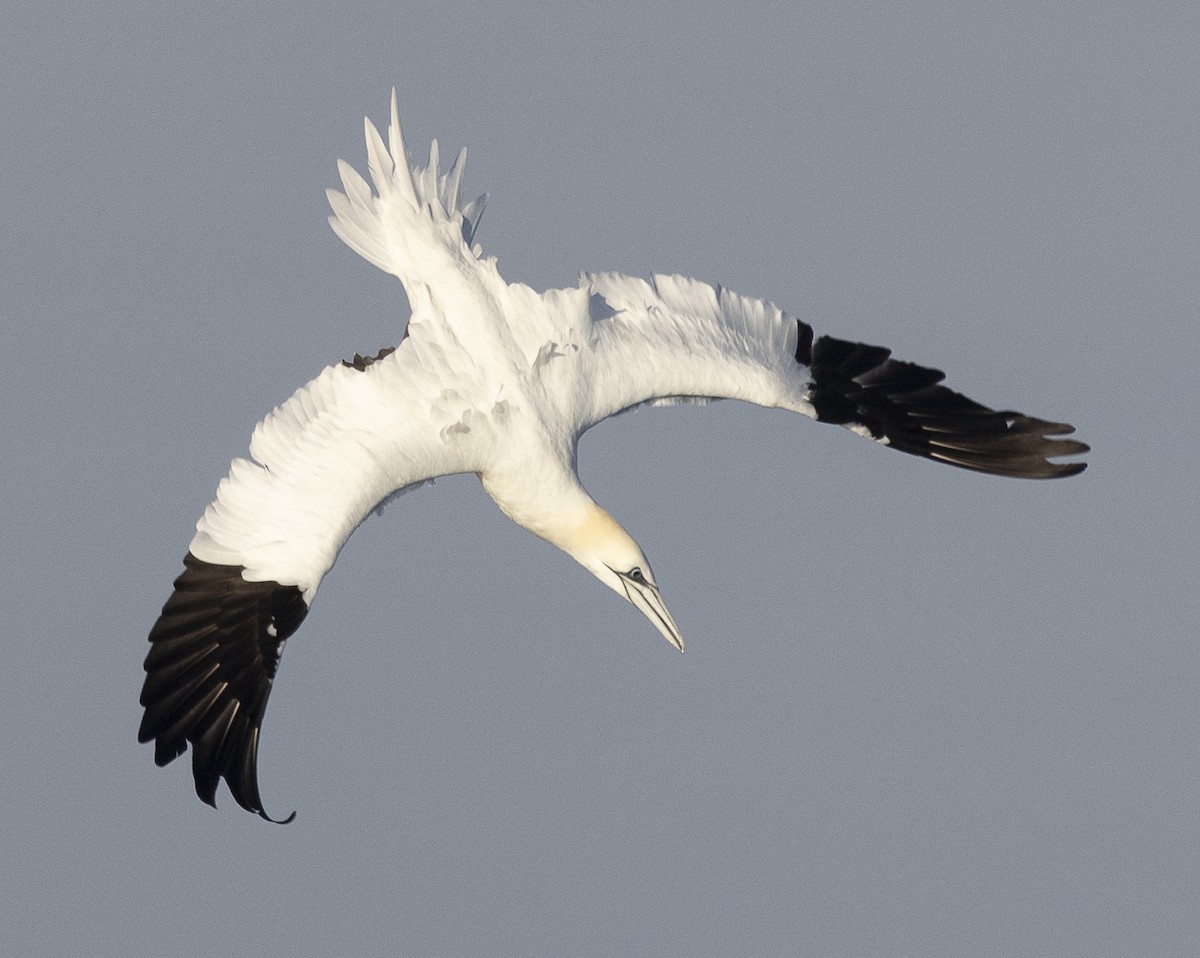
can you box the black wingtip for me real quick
[805,335,1090,479]
[140,553,308,820]
[196,779,296,824]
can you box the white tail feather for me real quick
[328,90,488,282]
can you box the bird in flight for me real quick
[139,93,1087,821]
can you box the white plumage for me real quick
[139,92,1087,820]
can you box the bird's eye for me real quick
[628,567,645,582]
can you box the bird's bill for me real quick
[624,580,685,653]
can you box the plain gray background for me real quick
[3,3,1196,956]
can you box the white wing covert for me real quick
[578,272,807,428]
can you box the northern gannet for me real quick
[139,94,1088,820]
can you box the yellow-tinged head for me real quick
[554,503,684,653]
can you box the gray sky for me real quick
[3,3,1197,956]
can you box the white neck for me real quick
[482,469,638,586]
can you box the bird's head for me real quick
[564,506,685,653]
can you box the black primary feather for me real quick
[138,553,307,822]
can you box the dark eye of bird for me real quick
[628,567,644,582]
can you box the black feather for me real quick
[138,553,306,822]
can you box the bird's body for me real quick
[139,94,1087,820]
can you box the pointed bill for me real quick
[623,579,685,653]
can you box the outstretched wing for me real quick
[139,340,485,820]
[576,272,1087,479]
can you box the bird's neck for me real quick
[483,470,630,570]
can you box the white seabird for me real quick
[139,93,1088,820]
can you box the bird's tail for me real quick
[326,90,488,281]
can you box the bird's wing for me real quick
[138,339,489,820]
[576,271,1087,479]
